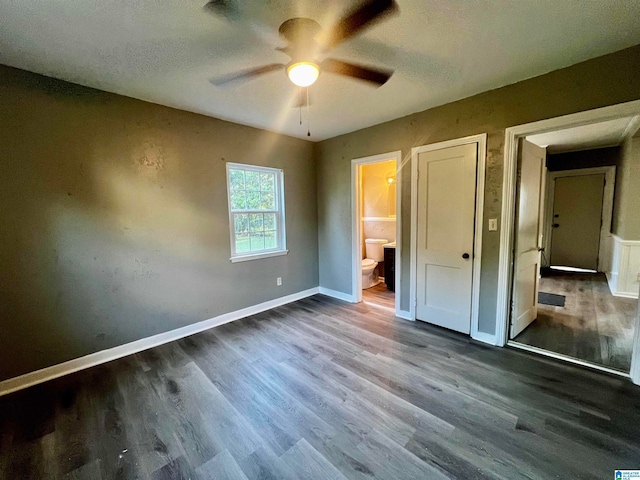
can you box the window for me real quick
[226,163,287,262]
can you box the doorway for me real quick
[409,134,487,340]
[498,105,640,377]
[351,151,402,315]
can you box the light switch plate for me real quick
[488,218,498,231]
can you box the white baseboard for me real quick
[396,309,413,321]
[0,287,320,397]
[613,291,639,299]
[318,287,356,303]
[472,331,499,346]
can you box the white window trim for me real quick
[226,162,287,262]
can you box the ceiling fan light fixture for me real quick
[287,62,320,87]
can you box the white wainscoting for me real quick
[607,235,640,299]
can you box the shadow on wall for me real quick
[0,67,318,381]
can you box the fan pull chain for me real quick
[306,87,311,137]
[299,87,303,125]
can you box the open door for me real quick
[511,139,547,339]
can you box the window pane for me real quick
[230,192,246,210]
[234,214,249,233]
[261,192,274,210]
[229,169,245,191]
[235,233,250,253]
[250,234,264,251]
[227,164,285,258]
[246,190,261,209]
[249,214,263,232]
[245,171,260,190]
[263,213,276,230]
[260,172,275,191]
[264,231,276,249]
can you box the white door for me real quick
[511,140,547,339]
[416,143,477,334]
[550,174,604,270]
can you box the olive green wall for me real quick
[613,136,640,240]
[0,66,318,381]
[316,45,640,335]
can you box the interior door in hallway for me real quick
[550,174,605,270]
[416,143,477,334]
[511,140,546,339]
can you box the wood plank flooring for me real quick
[1,294,640,479]
[514,271,637,371]
[362,282,395,310]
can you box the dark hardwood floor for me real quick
[1,294,639,479]
[514,271,637,372]
[362,282,395,310]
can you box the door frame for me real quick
[351,150,402,316]
[410,134,488,342]
[542,166,616,272]
[495,99,640,383]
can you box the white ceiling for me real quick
[527,116,640,154]
[1,0,640,141]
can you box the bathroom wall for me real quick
[362,160,396,250]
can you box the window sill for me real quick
[230,250,289,263]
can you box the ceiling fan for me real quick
[205,0,398,88]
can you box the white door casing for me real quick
[511,139,547,339]
[351,151,403,314]
[415,143,477,334]
[497,100,640,382]
[549,174,605,270]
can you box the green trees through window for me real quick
[227,164,284,257]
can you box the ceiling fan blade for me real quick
[203,1,282,47]
[203,0,240,20]
[318,0,399,50]
[210,64,284,86]
[321,59,393,86]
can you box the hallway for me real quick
[514,270,637,371]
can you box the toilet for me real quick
[362,238,388,289]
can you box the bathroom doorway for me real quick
[351,151,402,315]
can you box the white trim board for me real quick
[0,287,320,397]
[351,150,403,317]
[410,134,490,344]
[363,217,397,222]
[319,286,357,303]
[508,341,630,378]
[630,286,640,384]
[607,235,640,299]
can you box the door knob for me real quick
[462,253,470,259]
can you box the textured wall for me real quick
[613,136,640,240]
[316,45,640,334]
[0,66,318,381]
[363,221,396,246]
